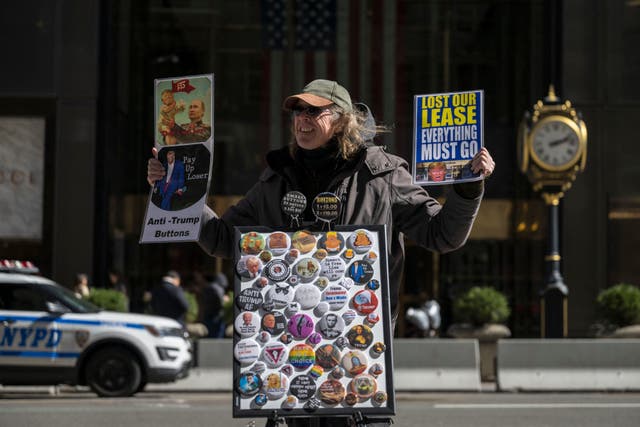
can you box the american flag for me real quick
[260,0,401,153]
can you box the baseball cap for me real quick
[283,79,353,113]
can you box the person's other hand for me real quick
[176,189,183,196]
[147,147,165,186]
[470,147,495,178]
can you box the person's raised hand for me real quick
[470,147,495,178]
[147,147,165,186]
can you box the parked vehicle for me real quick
[0,260,191,397]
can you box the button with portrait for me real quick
[349,373,378,400]
[320,257,347,281]
[352,289,379,315]
[266,231,291,256]
[318,312,346,339]
[261,311,287,336]
[236,371,262,397]
[345,324,374,349]
[236,255,264,281]
[234,339,261,365]
[287,313,315,339]
[236,287,264,311]
[258,250,273,264]
[341,350,368,376]
[282,395,298,409]
[317,379,346,405]
[369,362,384,377]
[265,282,294,309]
[348,229,374,254]
[253,393,268,407]
[261,341,289,368]
[307,332,322,346]
[315,343,342,370]
[288,343,316,370]
[240,231,265,255]
[317,231,345,254]
[235,311,261,338]
[289,374,317,401]
[347,260,374,285]
[262,371,289,400]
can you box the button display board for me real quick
[232,225,395,418]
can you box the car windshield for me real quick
[45,284,101,313]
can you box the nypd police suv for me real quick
[0,260,191,397]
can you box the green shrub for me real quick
[453,286,510,326]
[87,288,128,312]
[184,291,199,324]
[596,283,640,327]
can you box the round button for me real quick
[347,260,374,285]
[284,302,300,317]
[330,366,345,380]
[234,339,261,365]
[352,289,379,314]
[264,259,290,282]
[294,258,321,283]
[255,277,270,289]
[250,361,267,375]
[317,231,345,254]
[346,324,374,349]
[288,343,316,369]
[365,312,380,326]
[314,277,330,290]
[253,393,268,406]
[349,374,377,400]
[280,364,294,377]
[312,192,341,223]
[334,336,348,350]
[318,312,345,339]
[291,230,317,254]
[280,333,293,345]
[282,395,298,409]
[366,279,380,291]
[314,301,330,317]
[236,371,262,397]
[281,191,307,218]
[322,285,348,310]
[294,284,321,309]
[261,311,287,335]
[320,257,347,281]
[309,364,324,379]
[287,313,315,339]
[265,282,294,308]
[341,350,368,376]
[263,371,289,399]
[318,379,345,405]
[262,341,289,368]
[307,332,322,346]
[256,331,271,345]
[313,249,328,262]
[342,309,357,325]
[236,255,263,281]
[266,231,291,256]
[373,390,387,404]
[369,363,384,377]
[372,341,387,355]
[344,392,358,406]
[236,288,264,311]
[289,374,317,401]
[235,311,261,338]
[240,231,265,255]
[284,248,300,265]
[348,229,374,254]
[315,344,341,370]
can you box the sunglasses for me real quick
[291,105,328,117]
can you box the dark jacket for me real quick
[199,145,482,320]
[151,280,190,325]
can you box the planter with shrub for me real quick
[87,288,128,312]
[594,283,640,338]
[447,286,511,381]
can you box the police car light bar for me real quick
[0,259,40,274]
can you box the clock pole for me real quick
[519,85,587,339]
[540,192,568,338]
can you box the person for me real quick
[108,269,128,296]
[155,149,185,210]
[197,271,229,338]
[148,79,495,426]
[427,161,447,182]
[170,99,212,143]
[73,273,90,299]
[150,270,190,326]
[158,89,186,145]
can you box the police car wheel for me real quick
[85,347,142,397]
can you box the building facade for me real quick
[1,0,639,336]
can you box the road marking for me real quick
[434,403,640,409]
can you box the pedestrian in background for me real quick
[74,273,91,299]
[199,272,229,338]
[151,270,189,326]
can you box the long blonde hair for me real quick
[289,106,387,160]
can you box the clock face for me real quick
[531,118,581,169]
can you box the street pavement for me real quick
[1,389,640,427]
